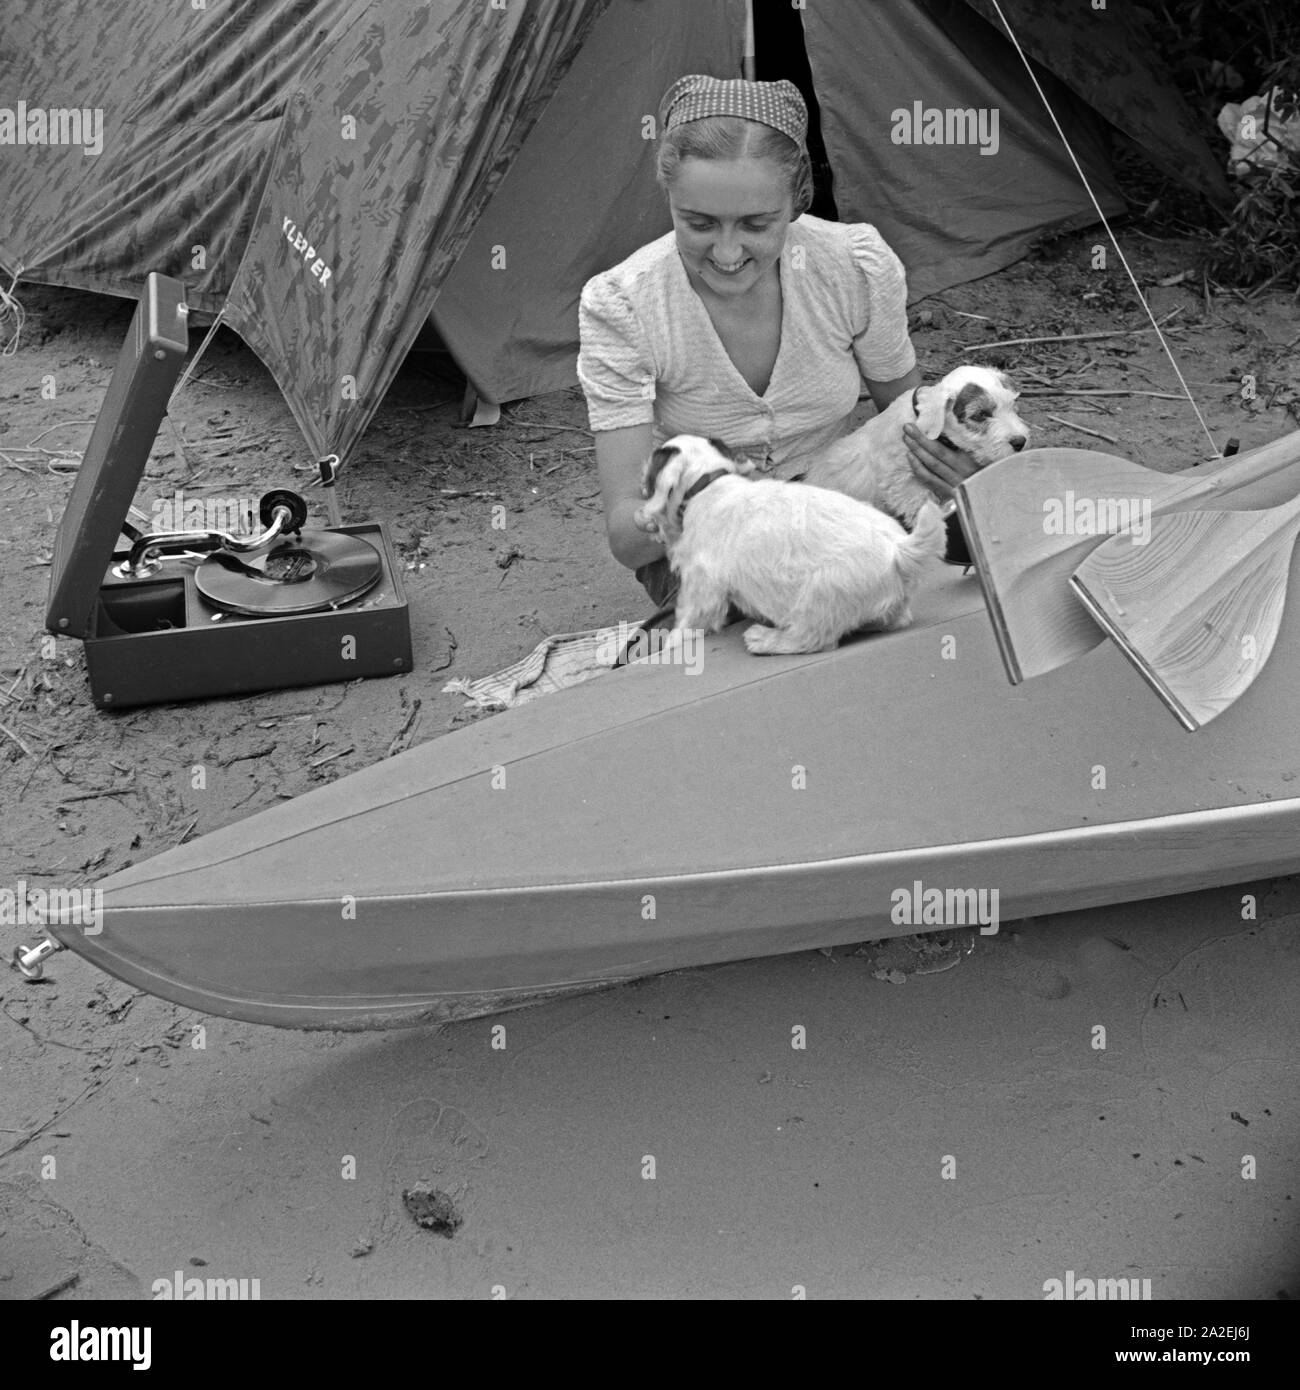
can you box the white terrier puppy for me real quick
[799,364,1029,525]
[635,435,946,655]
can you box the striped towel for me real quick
[442,621,650,710]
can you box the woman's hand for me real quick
[595,423,667,568]
[866,369,978,502]
[902,424,980,501]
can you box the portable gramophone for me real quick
[45,273,413,708]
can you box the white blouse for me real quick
[577,214,916,477]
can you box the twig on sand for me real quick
[1047,414,1120,444]
[1021,387,1185,400]
[33,1272,80,1300]
[1243,267,1292,301]
[0,1076,108,1160]
[25,420,99,447]
[963,309,1183,352]
[1,1003,101,1055]
[0,720,31,755]
[309,746,354,770]
[57,785,133,803]
[1020,354,1101,385]
[387,700,422,757]
[17,746,49,799]
[2,665,28,702]
[927,297,992,321]
[215,745,275,768]
[1,446,82,471]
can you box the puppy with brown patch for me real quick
[635,435,946,655]
[799,364,1030,525]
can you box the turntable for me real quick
[45,273,413,708]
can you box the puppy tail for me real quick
[893,499,947,584]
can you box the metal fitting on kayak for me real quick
[10,938,64,979]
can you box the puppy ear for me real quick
[994,369,1018,397]
[953,381,993,428]
[705,436,736,461]
[914,384,949,440]
[643,444,679,499]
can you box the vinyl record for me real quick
[195,530,382,616]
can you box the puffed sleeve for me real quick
[577,273,657,431]
[847,223,917,383]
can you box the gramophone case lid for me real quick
[45,273,189,639]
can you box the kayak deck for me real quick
[49,544,1300,1029]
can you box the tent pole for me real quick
[742,0,755,80]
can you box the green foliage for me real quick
[1205,147,1300,288]
[1134,1,1300,288]
[1135,1,1300,114]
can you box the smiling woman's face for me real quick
[668,157,794,299]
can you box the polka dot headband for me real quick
[659,75,808,146]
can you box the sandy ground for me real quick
[2,226,1299,1300]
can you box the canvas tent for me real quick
[0,0,1227,467]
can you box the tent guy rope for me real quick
[985,0,1222,460]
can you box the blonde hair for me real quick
[656,116,813,217]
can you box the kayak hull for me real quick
[45,435,1300,1029]
[49,797,1300,1030]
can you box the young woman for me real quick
[577,74,978,606]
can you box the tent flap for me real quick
[958,0,1231,203]
[0,0,354,310]
[0,0,1231,455]
[221,0,613,462]
[804,0,1128,303]
[430,0,745,407]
